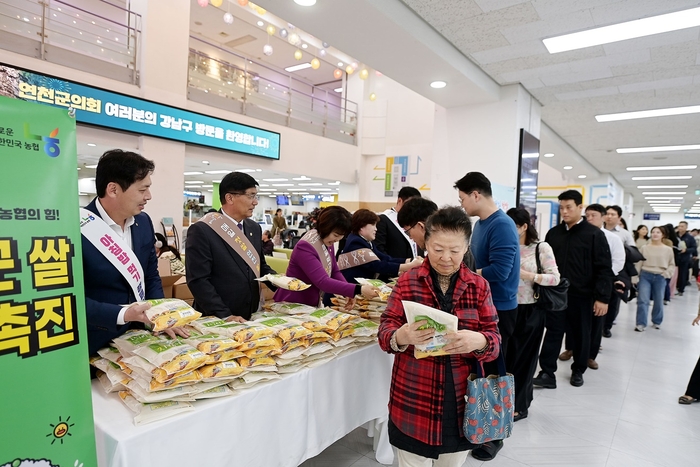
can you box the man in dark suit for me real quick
[186,172,276,321]
[82,150,187,356]
[375,187,421,280]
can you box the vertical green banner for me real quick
[0,96,97,466]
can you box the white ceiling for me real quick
[253,0,700,214]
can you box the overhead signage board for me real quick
[0,64,281,160]
[643,213,661,221]
[684,212,700,220]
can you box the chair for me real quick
[265,256,289,275]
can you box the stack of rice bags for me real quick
[329,278,394,320]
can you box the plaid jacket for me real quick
[378,260,501,446]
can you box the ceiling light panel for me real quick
[617,144,700,154]
[632,176,693,180]
[641,192,687,195]
[285,63,312,72]
[596,105,700,122]
[626,165,697,171]
[183,171,203,175]
[543,7,700,54]
[637,185,689,189]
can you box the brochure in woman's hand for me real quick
[402,301,458,359]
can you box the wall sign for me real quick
[0,64,281,160]
[643,213,661,221]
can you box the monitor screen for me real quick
[276,195,289,206]
[517,129,540,220]
[290,195,304,206]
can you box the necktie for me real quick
[237,222,243,232]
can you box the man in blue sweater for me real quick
[456,172,519,462]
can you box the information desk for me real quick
[92,343,395,467]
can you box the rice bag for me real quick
[142,298,202,332]
[112,329,162,356]
[257,317,313,342]
[204,348,245,364]
[355,278,393,301]
[350,319,379,337]
[184,331,240,354]
[229,323,276,343]
[268,302,318,315]
[330,327,356,341]
[243,347,278,359]
[402,300,458,359]
[306,308,356,331]
[198,360,246,380]
[118,391,194,426]
[192,384,234,399]
[238,336,282,351]
[125,379,196,403]
[256,274,311,291]
[237,356,276,369]
[97,346,126,367]
[130,337,207,381]
[147,370,202,392]
[96,370,128,393]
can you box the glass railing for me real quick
[0,0,140,84]
[188,37,357,146]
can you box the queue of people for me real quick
[80,148,699,467]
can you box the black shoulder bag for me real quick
[533,243,570,311]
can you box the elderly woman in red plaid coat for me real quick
[378,207,501,467]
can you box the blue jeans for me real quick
[636,270,666,327]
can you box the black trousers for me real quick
[678,259,691,293]
[506,303,545,414]
[482,308,517,376]
[685,356,700,399]
[604,287,621,331]
[539,295,593,376]
[589,315,605,360]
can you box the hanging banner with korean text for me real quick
[0,63,280,160]
[0,96,97,467]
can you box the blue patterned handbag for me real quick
[463,350,514,444]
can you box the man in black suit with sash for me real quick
[375,186,421,280]
[186,172,276,321]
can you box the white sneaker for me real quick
[635,325,645,332]
[653,324,661,330]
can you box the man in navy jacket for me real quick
[82,149,186,356]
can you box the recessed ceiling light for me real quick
[596,105,700,122]
[563,166,573,170]
[338,62,344,67]
[184,171,203,175]
[257,21,264,27]
[85,164,98,169]
[259,188,275,191]
[263,178,288,181]
[334,87,343,93]
[185,181,204,184]
[543,7,700,54]
[298,183,322,186]
[632,175,693,180]
[202,160,210,164]
[328,181,341,185]
[578,175,587,179]
[293,176,311,180]
[543,153,554,158]
[642,192,687,195]
[87,143,96,147]
[294,0,317,5]
[287,188,306,191]
[285,63,312,72]
[77,167,81,170]
[204,170,230,174]
[256,169,262,172]
[430,81,447,89]
[301,43,308,49]
[201,185,213,188]
[637,185,689,189]
[626,165,697,171]
[617,144,700,154]
[644,197,684,200]
[235,168,256,173]
[272,183,294,187]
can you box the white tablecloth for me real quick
[92,343,395,467]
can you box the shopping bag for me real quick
[463,350,514,444]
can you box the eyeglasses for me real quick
[458,191,475,204]
[404,223,419,235]
[229,192,260,201]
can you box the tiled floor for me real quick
[301,284,700,467]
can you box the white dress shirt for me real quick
[601,228,626,276]
[607,224,635,248]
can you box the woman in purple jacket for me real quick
[274,206,378,308]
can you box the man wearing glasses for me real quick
[186,172,276,322]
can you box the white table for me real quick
[92,343,395,467]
